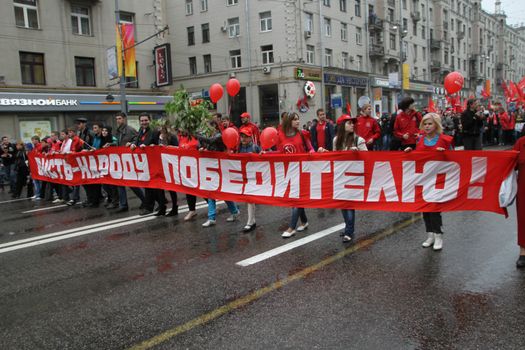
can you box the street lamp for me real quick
[392,24,408,97]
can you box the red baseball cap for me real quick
[239,127,252,137]
[336,114,355,125]
[241,112,251,119]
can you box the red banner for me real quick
[29,147,518,215]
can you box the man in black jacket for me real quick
[310,108,335,151]
[114,112,145,212]
[461,99,485,150]
[129,113,161,216]
[1,136,16,193]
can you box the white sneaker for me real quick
[342,235,352,243]
[226,211,240,222]
[422,232,435,248]
[433,234,443,251]
[66,200,75,206]
[202,219,216,227]
[184,211,197,221]
[52,199,64,204]
[282,230,296,238]
[296,222,309,232]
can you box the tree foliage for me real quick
[165,86,212,136]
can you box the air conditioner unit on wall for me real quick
[304,30,312,39]
[263,66,271,74]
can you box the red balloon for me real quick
[444,71,464,94]
[260,127,279,150]
[226,78,241,97]
[222,127,239,150]
[209,83,224,103]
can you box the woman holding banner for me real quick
[320,114,367,243]
[178,130,200,221]
[405,113,453,251]
[278,112,314,238]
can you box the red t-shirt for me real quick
[178,135,199,150]
[277,130,313,154]
[316,121,327,149]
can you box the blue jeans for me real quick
[118,186,145,208]
[207,199,238,220]
[33,179,41,198]
[341,209,355,238]
[289,208,307,229]
[382,134,391,150]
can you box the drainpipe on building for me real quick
[245,0,253,118]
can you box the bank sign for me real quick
[1,98,78,106]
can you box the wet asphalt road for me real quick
[0,187,524,349]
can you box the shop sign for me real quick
[154,43,173,87]
[324,73,368,88]
[295,67,322,81]
[408,82,435,93]
[371,78,390,88]
[331,93,342,108]
[0,98,78,106]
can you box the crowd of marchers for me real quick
[2,96,525,268]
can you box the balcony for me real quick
[368,15,384,32]
[430,39,441,50]
[431,60,441,71]
[470,70,483,82]
[411,11,421,22]
[369,44,385,58]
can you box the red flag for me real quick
[501,81,511,99]
[346,102,352,116]
[518,77,525,91]
[481,88,490,99]
[428,97,437,112]
[509,81,520,102]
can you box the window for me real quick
[403,18,408,32]
[71,6,91,35]
[261,45,274,64]
[306,45,315,64]
[202,23,209,43]
[305,13,313,32]
[444,50,449,65]
[14,0,39,29]
[19,51,45,85]
[227,0,238,5]
[187,26,195,46]
[203,54,212,73]
[324,17,331,37]
[422,68,427,80]
[323,0,330,6]
[356,55,363,71]
[230,49,241,68]
[356,27,362,45]
[340,0,346,12]
[412,22,417,36]
[324,48,332,67]
[200,0,208,12]
[260,11,272,32]
[341,23,347,41]
[388,9,394,22]
[422,49,426,61]
[189,57,197,75]
[413,44,417,60]
[355,0,361,17]
[186,0,193,15]
[390,33,396,50]
[119,12,134,24]
[402,0,407,9]
[413,66,418,79]
[228,17,240,38]
[421,26,426,39]
[341,52,348,69]
[75,57,95,86]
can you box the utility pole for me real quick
[319,0,325,113]
[399,3,405,98]
[115,0,127,114]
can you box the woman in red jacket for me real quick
[405,113,453,251]
[513,136,525,267]
[277,112,314,238]
[394,97,421,150]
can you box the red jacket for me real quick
[70,136,84,152]
[394,110,421,145]
[499,112,512,131]
[355,115,381,147]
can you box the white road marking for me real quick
[0,197,31,205]
[236,223,346,267]
[0,201,223,254]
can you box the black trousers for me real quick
[144,188,167,211]
[186,194,196,211]
[462,135,482,150]
[85,184,102,205]
[423,212,443,234]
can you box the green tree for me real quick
[165,87,212,136]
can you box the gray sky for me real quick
[481,0,525,26]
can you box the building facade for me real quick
[1,0,525,137]
[0,0,171,141]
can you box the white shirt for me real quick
[60,138,72,153]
